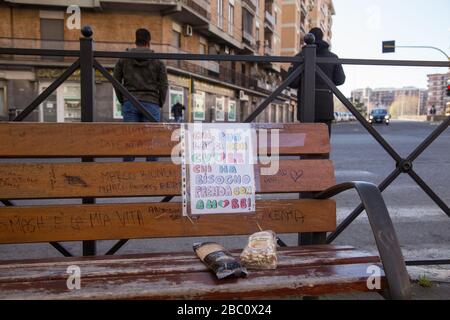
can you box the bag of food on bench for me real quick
[194,242,248,280]
[240,230,278,270]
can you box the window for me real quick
[242,8,254,37]
[215,97,225,121]
[40,18,64,61]
[0,85,6,119]
[228,3,234,35]
[217,0,223,29]
[63,85,81,122]
[199,43,207,54]
[255,26,260,46]
[39,84,58,122]
[171,30,181,49]
[169,87,184,120]
[113,92,122,119]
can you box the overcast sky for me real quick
[331,0,450,96]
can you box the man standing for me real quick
[171,101,185,123]
[288,27,346,136]
[114,28,167,161]
[114,28,168,124]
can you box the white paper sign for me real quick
[183,123,256,215]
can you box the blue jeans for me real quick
[122,100,160,161]
[175,115,182,123]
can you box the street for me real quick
[1,120,449,282]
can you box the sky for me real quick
[331,0,450,96]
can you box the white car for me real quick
[334,112,342,122]
[341,112,350,122]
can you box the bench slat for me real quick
[0,247,380,284]
[0,244,356,266]
[0,160,335,199]
[0,123,330,157]
[0,261,385,299]
[0,200,336,244]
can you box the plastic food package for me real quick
[193,242,248,280]
[240,230,278,270]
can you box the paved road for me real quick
[1,120,449,281]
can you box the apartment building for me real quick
[0,0,295,123]
[351,86,428,115]
[427,72,450,115]
[280,0,335,67]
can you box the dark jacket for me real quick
[171,102,185,117]
[288,40,346,121]
[113,47,168,107]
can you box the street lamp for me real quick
[382,40,450,60]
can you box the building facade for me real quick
[280,0,335,70]
[351,86,428,115]
[427,72,450,115]
[0,0,301,123]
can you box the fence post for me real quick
[299,33,316,122]
[298,33,324,247]
[80,25,96,256]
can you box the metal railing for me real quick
[0,28,449,266]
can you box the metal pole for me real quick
[80,25,96,256]
[394,45,450,61]
[299,34,316,123]
[298,33,321,246]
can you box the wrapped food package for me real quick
[193,242,248,280]
[240,230,278,270]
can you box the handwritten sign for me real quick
[182,123,256,215]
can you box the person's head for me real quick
[135,28,151,48]
[309,27,324,43]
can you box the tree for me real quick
[389,95,419,118]
[353,99,366,117]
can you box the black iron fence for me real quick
[0,27,449,265]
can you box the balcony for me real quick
[243,30,255,46]
[180,0,211,20]
[242,0,257,13]
[162,44,220,74]
[227,21,234,36]
[264,45,273,56]
[0,38,221,74]
[264,11,275,31]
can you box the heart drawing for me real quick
[219,200,230,208]
[290,169,304,182]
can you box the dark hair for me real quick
[309,27,324,42]
[135,28,151,46]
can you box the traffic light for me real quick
[382,40,396,53]
[447,84,450,97]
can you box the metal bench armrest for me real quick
[315,181,412,300]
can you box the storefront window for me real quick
[169,87,184,120]
[39,84,58,122]
[0,86,6,119]
[113,93,123,119]
[215,97,225,121]
[228,99,236,122]
[193,91,206,121]
[63,85,81,122]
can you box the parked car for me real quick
[333,112,342,122]
[369,108,390,125]
[341,112,350,122]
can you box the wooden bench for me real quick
[0,122,411,299]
